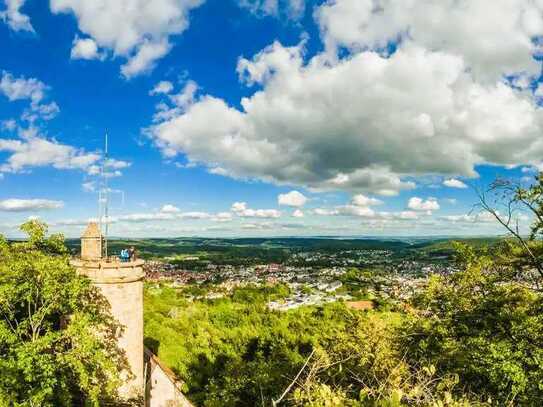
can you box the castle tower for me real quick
[71,222,145,399]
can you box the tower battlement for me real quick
[72,258,145,283]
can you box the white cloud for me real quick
[2,119,16,131]
[313,208,337,216]
[0,198,64,212]
[443,178,468,189]
[213,212,233,222]
[231,201,281,218]
[0,130,100,174]
[105,158,131,170]
[0,71,45,104]
[160,204,180,213]
[351,194,382,207]
[86,158,131,178]
[314,193,383,217]
[82,181,96,192]
[0,72,99,177]
[313,205,420,221]
[241,222,274,230]
[441,211,501,224]
[337,205,376,217]
[0,71,60,121]
[278,190,307,207]
[169,81,198,110]
[407,197,440,212]
[120,39,171,78]
[119,212,174,222]
[292,209,304,218]
[377,210,419,221]
[50,0,205,78]
[316,0,543,82]
[238,0,304,19]
[150,80,174,95]
[56,208,234,226]
[151,80,199,123]
[148,36,543,194]
[71,37,103,60]
[0,0,33,32]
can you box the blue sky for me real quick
[0,0,541,237]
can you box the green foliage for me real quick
[145,283,470,406]
[0,221,127,406]
[145,283,374,405]
[406,243,543,405]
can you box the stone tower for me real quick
[71,222,145,399]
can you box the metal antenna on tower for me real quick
[104,132,109,259]
[97,131,125,259]
[98,132,110,259]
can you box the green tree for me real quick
[0,221,128,406]
[405,243,543,405]
[402,170,543,406]
[477,173,543,286]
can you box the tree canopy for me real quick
[0,220,127,406]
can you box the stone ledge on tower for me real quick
[71,258,145,283]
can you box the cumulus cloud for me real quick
[147,32,543,195]
[407,197,440,212]
[238,0,304,19]
[50,0,205,78]
[316,0,543,82]
[0,198,64,212]
[292,209,304,218]
[120,39,171,78]
[160,204,180,213]
[440,211,500,224]
[151,80,199,124]
[86,158,131,178]
[231,202,281,218]
[0,132,100,174]
[0,0,33,32]
[150,80,174,95]
[0,71,60,121]
[105,158,131,170]
[312,193,386,218]
[0,71,113,177]
[443,178,468,189]
[71,37,103,60]
[278,190,307,207]
[351,194,382,207]
[0,71,46,104]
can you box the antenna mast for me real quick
[104,132,109,259]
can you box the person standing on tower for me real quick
[128,246,137,262]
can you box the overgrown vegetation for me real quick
[0,221,129,406]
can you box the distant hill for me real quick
[65,236,501,261]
